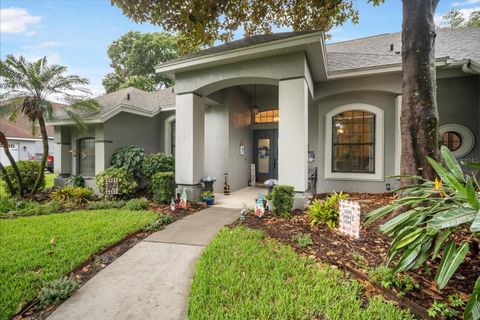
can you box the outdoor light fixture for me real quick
[385,183,391,191]
[251,84,259,115]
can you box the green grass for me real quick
[189,227,415,320]
[0,209,157,320]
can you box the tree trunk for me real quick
[400,0,441,188]
[0,161,16,195]
[32,116,49,194]
[0,131,24,196]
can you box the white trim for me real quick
[439,124,475,158]
[394,95,402,176]
[6,136,54,141]
[164,114,176,156]
[324,103,384,181]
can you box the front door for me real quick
[254,129,278,183]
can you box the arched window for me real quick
[254,109,279,124]
[164,114,176,156]
[325,104,384,181]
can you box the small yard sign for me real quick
[105,178,119,195]
[338,200,361,239]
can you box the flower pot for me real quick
[204,197,215,205]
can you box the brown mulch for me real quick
[230,193,479,319]
[13,202,205,320]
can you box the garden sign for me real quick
[338,200,361,239]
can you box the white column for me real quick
[54,126,71,175]
[278,77,309,196]
[175,93,205,200]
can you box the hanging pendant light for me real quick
[252,84,259,115]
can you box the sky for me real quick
[1,0,479,97]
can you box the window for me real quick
[442,131,462,151]
[254,109,279,124]
[78,138,95,176]
[332,111,375,173]
[324,104,384,181]
[439,124,475,158]
[164,114,176,156]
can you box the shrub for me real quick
[96,167,137,199]
[2,160,45,195]
[66,175,85,187]
[110,145,146,178]
[366,146,480,319]
[151,172,176,204]
[87,199,126,210]
[270,185,295,217]
[292,233,314,248]
[6,200,61,218]
[124,197,149,211]
[368,265,419,297]
[51,186,93,204]
[38,277,78,306]
[142,153,175,178]
[0,196,16,213]
[144,213,173,231]
[307,192,348,228]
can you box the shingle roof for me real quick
[163,31,319,64]
[52,86,175,121]
[326,27,480,72]
[1,103,59,139]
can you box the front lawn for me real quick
[0,209,157,320]
[189,227,414,320]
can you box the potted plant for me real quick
[201,191,215,205]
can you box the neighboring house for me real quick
[50,28,480,205]
[0,113,55,166]
[49,87,175,189]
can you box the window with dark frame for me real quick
[170,120,176,156]
[254,109,279,124]
[441,131,462,152]
[78,138,95,176]
[332,110,375,173]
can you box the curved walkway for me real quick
[47,206,239,320]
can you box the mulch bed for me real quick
[13,202,205,320]
[230,193,479,319]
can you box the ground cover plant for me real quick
[0,209,157,320]
[188,227,414,320]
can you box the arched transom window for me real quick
[254,109,279,124]
[325,104,384,181]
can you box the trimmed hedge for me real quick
[151,172,176,204]
[271,185,295,217]
[142,153,175,178]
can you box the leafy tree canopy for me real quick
[442,9,480,28]
[102,31,180,93]
[110,0,369,52]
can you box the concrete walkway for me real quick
[47,206,239,320]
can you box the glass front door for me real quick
[253,129,278,183]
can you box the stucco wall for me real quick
[314,91,397,193]
[437,75,479,159]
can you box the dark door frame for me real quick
[253,128,278,183]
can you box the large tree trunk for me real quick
[32,116,49,194]
[0,131,24,196]
[400,0,441,188]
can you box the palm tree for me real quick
[0,55,99,195]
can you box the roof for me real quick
[51,86,175,124]
[326,27,480,73]
[1,103,60,139]
[165,31,318,64]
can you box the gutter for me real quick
[461,60,480,74]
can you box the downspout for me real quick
[462,60,480,74]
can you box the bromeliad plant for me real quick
[367,146,480,320]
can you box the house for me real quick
[49,28,480,205]
[0,112,55,167]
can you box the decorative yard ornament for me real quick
[240,208,246,221]
[170,198,176,211]
[255,192,265,218]
[338,200,361,239]
[223,173,230,195]
[179,188,187,209]
[104,178,119,196]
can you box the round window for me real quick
[439,124,475,158]
[441,131,462,151]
